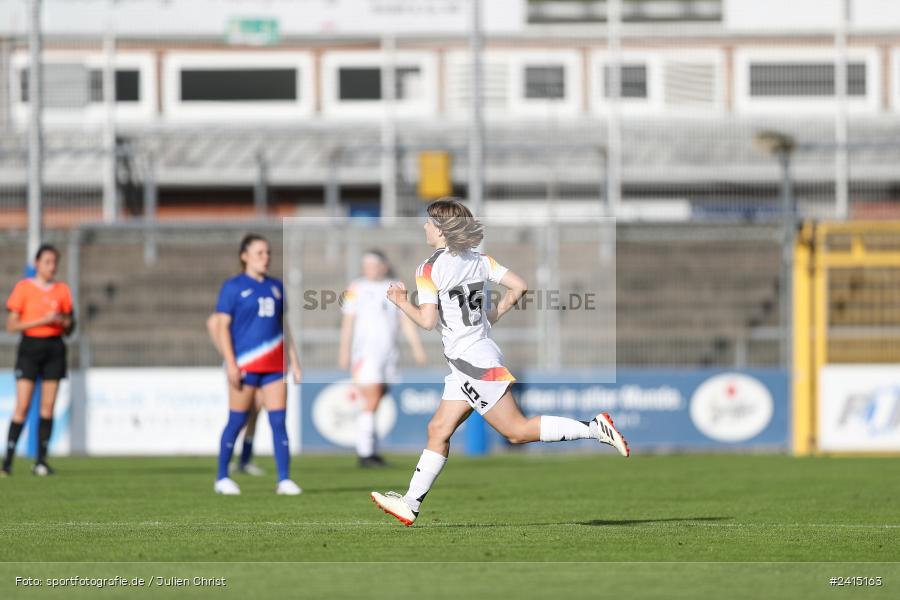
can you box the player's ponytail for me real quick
[426,198,484,255]
[238,233,268,272]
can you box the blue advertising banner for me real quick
[0,371,71,457]
[299,369,789,453]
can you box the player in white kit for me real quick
[339,251,427,467]
[371,198,630,526]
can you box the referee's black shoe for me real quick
[0,465,10,477]
[32,462,55,477]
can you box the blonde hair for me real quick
[426,198,483,255]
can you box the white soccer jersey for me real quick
[342,278,400,360]
[415,248,509,360]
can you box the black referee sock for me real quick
[37,417,53,465]
[3,420,24,468]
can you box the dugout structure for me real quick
[793,221,900,455]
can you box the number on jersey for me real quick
[448,282,484,326]
[257,297,275,317]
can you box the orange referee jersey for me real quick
[6,278,73,338]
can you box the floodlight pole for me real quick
[606,0,623,218]
[777,147,796,370]
[0,39,11,130]
[380,33,397,223]
[26,0,43,262]
[102,0,118,223]
[834,0,850,220]
[754,130,796,370]
[468,0,485,217]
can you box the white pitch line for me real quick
[0,521,388,528]
[0,522,898,529]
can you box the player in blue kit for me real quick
[209,234,303,496]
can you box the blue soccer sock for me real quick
[268,409,290,482]
[239,436,254,468]
[217,410,248,481]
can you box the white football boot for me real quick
[214,477,241,495]
[276,479,303,495]
[594,412,631,457]
[371,491,417,526]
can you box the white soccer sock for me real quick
[403,449,447,512]
[539,416,596,442]
[356,411,376,458]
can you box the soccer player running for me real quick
[209,234,303,496]
[371,199,629,525]
[2,244,74,477]
[338,250,427,468]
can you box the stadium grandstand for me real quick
[1,0,898,386]
[1,0,899,223]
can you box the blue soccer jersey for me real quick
[215,273,285,373]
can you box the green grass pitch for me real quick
[1,453,898,599]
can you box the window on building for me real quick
[524,65,565,99]
[21,66,141,105]
[603,64,648,98]
[338,66,422,101]
[749,63,866,97]
[88,69,141,102]
[180,68,297,101]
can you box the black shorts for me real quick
[15,336,67,381]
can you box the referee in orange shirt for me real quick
[2,244,74,476]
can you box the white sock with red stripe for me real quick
[539,416,596,442]
[403,449,447,513]
[356,411,376,458]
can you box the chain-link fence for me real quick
[0,220,784,374]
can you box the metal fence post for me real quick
[68,227,88,455]
[254,149,269,219]
[285,222,305,452]
[325,148,341,220]
[143,151,158,266]
[779,150,796,370]
[547,221,561,370]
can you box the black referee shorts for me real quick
[14,336,67,381]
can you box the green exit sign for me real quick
[227,17,280,46]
